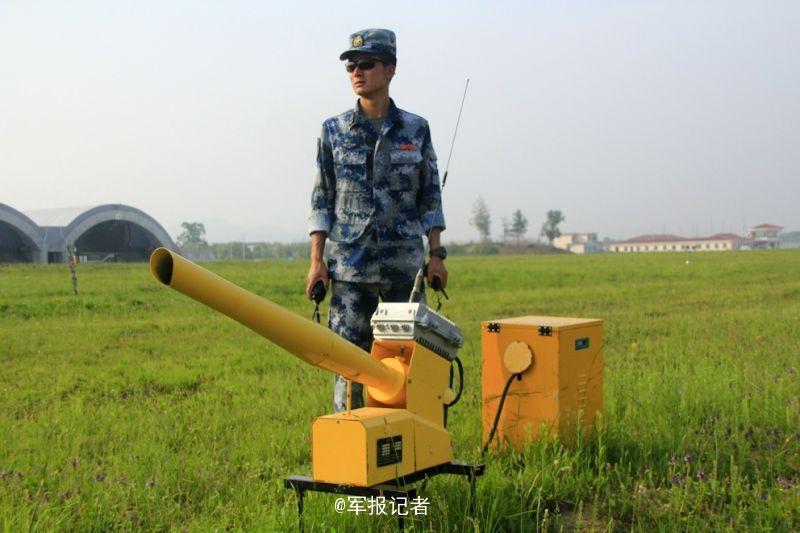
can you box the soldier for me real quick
[306,28,448,413]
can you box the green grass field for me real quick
[1,251,798,531]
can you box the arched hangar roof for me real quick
[24,204,177,250]
[0,203,44,249]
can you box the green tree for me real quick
[176,222,208,248]
[470,197,492,242]
[540,210,565,245]
[509,209,528,244]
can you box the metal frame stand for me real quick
[284,461,485,532]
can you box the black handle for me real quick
[310,280,327,304]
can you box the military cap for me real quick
[340,28,397,63]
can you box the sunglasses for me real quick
[345,59,382,73]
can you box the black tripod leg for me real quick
[468,472,477,516]
[296,489,305,532]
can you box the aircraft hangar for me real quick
[0,203,177,263]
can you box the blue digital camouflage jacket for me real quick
[308,99,446,283]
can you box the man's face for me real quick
[345,55,395,97]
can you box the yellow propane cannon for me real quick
[149,248,470,487]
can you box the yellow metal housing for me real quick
[312,406,451,486]
[482,316,604,451]
[311,339,453,486]
[366,340,451,427]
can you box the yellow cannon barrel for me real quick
[149,248,405,401]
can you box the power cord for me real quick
[443,356,464,428]
[481,372,522,456]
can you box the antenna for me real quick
[410,79,470,305]
[441,78,470,188]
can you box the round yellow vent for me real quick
[503,341,533,374]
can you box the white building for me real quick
[553,233,604,254]
[606,233,747,253]
[746,224,783,249]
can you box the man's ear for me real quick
[386,63,396,79]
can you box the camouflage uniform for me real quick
[308,98,445,411]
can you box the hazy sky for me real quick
[2,1,798,243]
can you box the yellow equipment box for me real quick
[481,316,604,451]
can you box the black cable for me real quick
[445,356,464,407]
[443,356,464,428]
[444,363,453,428]
[481,372,522,456]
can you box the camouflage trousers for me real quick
[329,278,423,413]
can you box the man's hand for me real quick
[306,231,329,300]
[426,256,448,290]
[306,259,329,300]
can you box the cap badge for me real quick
[352,35,363,47]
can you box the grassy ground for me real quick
[1,251,798,531]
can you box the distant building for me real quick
[607,233,747,253]
[779,231,800,249]
[746,224,783,249]
[0,204,42,263]
[553,233,604,254]
[0,203,176,264]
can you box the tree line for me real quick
[470,197,565,246]
[175,200,566,261]
[176,222,309,260]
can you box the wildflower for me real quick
[92,473,105,482]
[695,470,706,480]
[668,455,680,466]
[70,458,77,468]
[760,492,767,501]
[777,476,793,490]
[683,454,694,464]
[671,475,685,485]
